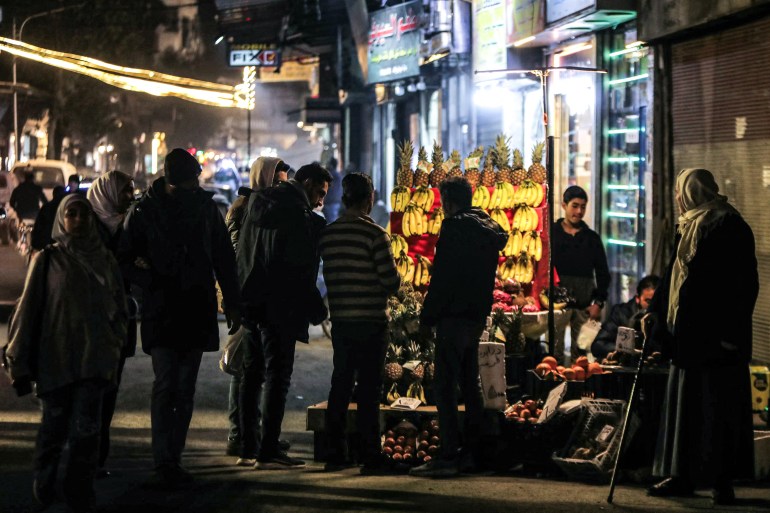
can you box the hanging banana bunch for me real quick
[391,186,411,212]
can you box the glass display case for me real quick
[602,26,650,305]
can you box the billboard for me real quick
[473,0,507,77]
[367,0,421,84]
[228,43,281,67]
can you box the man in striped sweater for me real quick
[319,173,402,475]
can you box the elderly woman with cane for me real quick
[646,168,757,505]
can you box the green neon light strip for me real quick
[608,156,642,163]
[608,239,643,247]
[609,47,646,58]
[608,73,649,85]
[607,184,642,190]
[607,128,643,135]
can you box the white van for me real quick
[11,159,74,200]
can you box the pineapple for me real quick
[405,341,425,381]
[464,146,484,187]
[511,148,527,185]
[447,149,463,179]
[422,340,435,382]
[493,134,513,184]
[396,140,414,187]
[385,344,404,382]
[480,147,497,187]
[528,141,547,184]
[429,141,447,186]
[414,146,431,187]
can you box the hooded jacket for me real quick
[421,207,508,326]
[226,157,284,251]
[236,179,326,342]
[118,176,240,353]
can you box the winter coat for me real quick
[551,219,610,308]
[421,207,508,326]
[6,246,127,395]
[648,213,757,368]
[591,298,644,360]
[236,179,326,342]
[118,176,240,354]
[10,181,47,220]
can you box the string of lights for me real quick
[0,37,251,109]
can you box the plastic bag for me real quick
[219,326,244,376]
[576,319,601,351]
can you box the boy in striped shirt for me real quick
[319,173,402,474]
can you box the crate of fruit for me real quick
[551,398,637,483]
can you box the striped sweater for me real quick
[319,214,400,323]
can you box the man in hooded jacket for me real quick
[118,148,241,487]
[236,162,331,469]
[410,177,508,478]
[224,156,290,463]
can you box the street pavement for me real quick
[0,254,768,512]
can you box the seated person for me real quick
[591,275,660,361]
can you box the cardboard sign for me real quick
[538,382,567,423]
[478,342,507,410]
[615,326,637,355]
[390,397,421,410]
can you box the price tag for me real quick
[596,424,616,443]
[615,326,637,355]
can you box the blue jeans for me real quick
[150,347,203,467]
[35,379,107,511]
[257,323,296,459]
[433,318,484,461]
[238,321,265,458]
[325,322,388,465]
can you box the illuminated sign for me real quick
[367,0,421,84]
[228,43,281,67]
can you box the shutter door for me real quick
[671,16,770,363]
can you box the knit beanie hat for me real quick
[165,148,201,185]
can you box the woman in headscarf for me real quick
[223,156,289,463]
[646,169,757,505]
[6,194,127,513]
[87,170,136,475]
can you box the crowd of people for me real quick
[2,154,758,511]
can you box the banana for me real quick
[413,258,422,286]
[533,183,544,207]
[534,232,542,261]
[503,182,515,208]
[472,187,484,208]
[491,208,510,232]
[512,208,522,231]
[512,229,522,255]
[520,231,532,257]
[428,208,444,235]
[528,231,538,257]
[402,210,411,237]
[501,232,515,257]
[390,234,408,256]
[405,256,415,283]
[481,186,491,210]
[387,383,401,403]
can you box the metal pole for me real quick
[247,108,251,167]
[12,18,18,162]
[547,135,555,354]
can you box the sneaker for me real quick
[409,458,459,478]
[278,439,291,452]
[255,451,306,470]
[236,458,257,467]
[323,460,354,472]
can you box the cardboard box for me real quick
[750,366,770,413]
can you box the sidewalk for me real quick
[0,325,768,512]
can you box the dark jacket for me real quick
[551,219,610,307]
[591,298,644,360]
[236,179,326,342]
[30,193,65,250]
[10,181,47,220]
[648,213,757,368]
[421,207,508,326]
[118,176,240,354]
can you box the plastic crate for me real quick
[551,398,635,483]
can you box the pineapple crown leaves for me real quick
[431,140,444,169]
[513,148,524,169]
[531,141,545,164]
[493,134,511,170]
[449,149,462,166]
[469,146,484,159]
[483,147,495,169]
[397,139,414,169]
[417,146,429,164]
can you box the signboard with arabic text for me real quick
[367,1,421,84]
[473,0,506,79]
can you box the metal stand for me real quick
[606,316,651,503]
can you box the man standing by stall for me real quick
[410,177,508,478]
[551,185,610,364]
[319,173,401,474]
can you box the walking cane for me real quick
[606,314,653,504]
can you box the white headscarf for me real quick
[668,168,738,330]
[86,171,133,235]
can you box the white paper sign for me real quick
[478,342,507,410]
[538,382,567,423]
[615,326,637,355]
[390,397,421,410]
